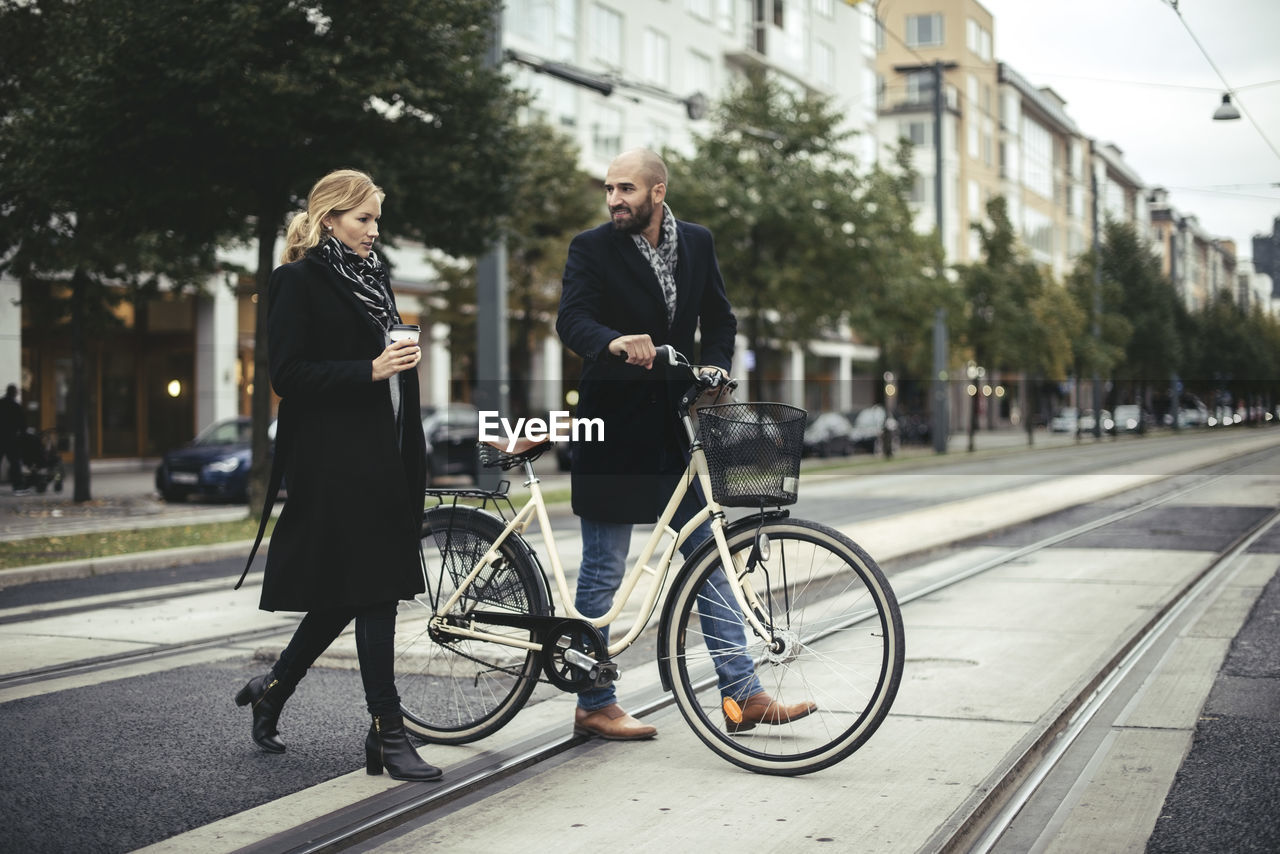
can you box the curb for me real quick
[0,538,266,589]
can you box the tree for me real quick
[845,143,954,409]
[955,197,1071,447]
[668,73,944,401]
[1065,240,1132,415]
[1101,220,1184,407]
[431,122,599,415]
[0,0,226,499]
[0,0,525,512]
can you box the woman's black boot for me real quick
[365,714,443,781]
[234,672,297,754]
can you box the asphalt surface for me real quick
[2,433,1278,851]
[1146,559,1280,854]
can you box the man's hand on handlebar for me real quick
[608,334,657,369]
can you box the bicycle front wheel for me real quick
[398,505,549,744]
[659,518,904,775]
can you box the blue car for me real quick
[155,416,276,503]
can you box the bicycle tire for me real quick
[398,505,550,744]
[658,518,904,775]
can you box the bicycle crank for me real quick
[540,619,618,692]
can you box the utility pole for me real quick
[1090,159,1103,439]
[931,60,951,454]
[475,5,508,490]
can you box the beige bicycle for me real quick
[395,346,904,775]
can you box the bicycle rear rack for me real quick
[424,484,518,524]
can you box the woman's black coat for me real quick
[556,219,736,523]
[256,253,427,612]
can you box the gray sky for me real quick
[978,0,1280,263]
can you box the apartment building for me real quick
[504,0,882,413]
[874,0,1000,265]
[995,63,1094,280]
[2,1,883,459]
[1149,188,1238,313]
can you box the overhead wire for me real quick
[1160,0,1280,165]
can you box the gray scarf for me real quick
[631,203,679,327]
[314,235,398,329]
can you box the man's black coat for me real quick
[556,219,736,523]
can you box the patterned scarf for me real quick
[631,202,679,327]
[314,235,398,329]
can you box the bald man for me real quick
[555,149,816,741]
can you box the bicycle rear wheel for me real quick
[398,505,549,744]
[659,518,904,775]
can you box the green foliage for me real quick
[667,73,945,393]
[1065,241,1131,381]
[956,196,1075,377]
[431,121,600,413]
[1103,220,1185,392]
[1,0,526,505]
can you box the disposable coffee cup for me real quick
[389,324,420,344]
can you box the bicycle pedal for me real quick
[593,661,619,688]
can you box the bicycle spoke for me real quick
[662,520,904,775]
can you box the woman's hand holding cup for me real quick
[372,336,421,381]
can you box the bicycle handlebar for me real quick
[654,345,739,413]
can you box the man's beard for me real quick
[610,196,655,234]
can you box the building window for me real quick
[647,121,670,152]
[814,41,835,88]
[908,174,929,204]
[906,13,943,47]
[593,104,623,160]
[687,0,712,21]
[901,119,931,147]
[1022,116,1054,199]
[687,49,713,97]
[966,18,991,61]
[905,70,934,104]
[643,28,670,86]
[590,4,623,67]
[716,0,734,33]
[814,0,834,17]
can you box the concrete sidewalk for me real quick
[0,426,1137,589]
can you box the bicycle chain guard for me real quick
[540,619,617,692]
[434,611,618,693]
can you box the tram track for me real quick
[226,444,1280,853]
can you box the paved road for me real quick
[1,428,1278,852]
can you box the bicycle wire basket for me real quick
[696,402,806,507]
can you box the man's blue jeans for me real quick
[575,491,762,712]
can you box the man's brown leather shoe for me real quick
[573,703,657,740]
[726,692,818,733]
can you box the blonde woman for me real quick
[234,169,438,781]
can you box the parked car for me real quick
[1050,407,1079,433]
[422,403,481,484]
[1077,409,1113,434]
[846,405,899,455]
[1111,404,1151,435]
[803,411,856,457]
[155,416,276,503]
[895,412,932,446]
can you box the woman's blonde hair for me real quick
[280,169,386,264]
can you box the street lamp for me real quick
[1213,93,1241,121]
[966,362,985,453]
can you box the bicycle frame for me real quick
[428,414,774,660]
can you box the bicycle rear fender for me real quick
[655,509,790,692]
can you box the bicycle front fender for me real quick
[655,509,790,692]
